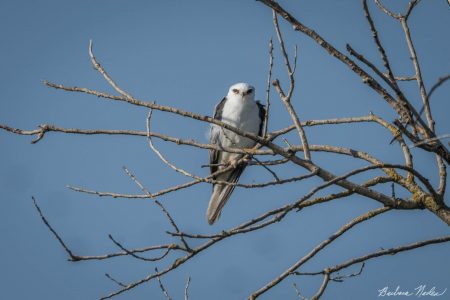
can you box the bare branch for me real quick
[109,234,173,262]
[272,10,295,93]
[404,0,421,20]
[400,17,435,132]
[122,166,191,252]
[409,134,450,149]
[263,38,274,138]
[43,81,276,150]
[45,73,446,164]
[70,244,179,261]
[146,109,202,180]
[346,44,393,90]
[260,0,401,118]
[301,176,392,208]
[0,115,376,152]
[330,263,365,282]
[67,185,148,199]
[89,40,133,99]
[248,207,390,299]
[8,113,433,212]
[155,267,172,300]
[250,156,280,181]
[257,0,450,162]
[311,273,330,300]
[31,196,80,261]
[291,234,450,298]
[272,10,311,160]
[105,273,127,288]
[427,73,450,99]
[292,283,307,300]
[272,79,311,161]
[62,169,420,300]
[393,75,416,81]
[418,73,450,119]
[437,156,447,196]
[184,277,191,300]
[328,234,450,275]
[375,0,421,21]
[374,0,402,19]
[396,7,447,200]
[361,0,398,87]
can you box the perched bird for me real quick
[207,83,265,225]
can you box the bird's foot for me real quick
[228,158,240,169]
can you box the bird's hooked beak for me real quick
[242,89,251,97]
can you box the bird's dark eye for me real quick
[232,89,239,94]
[247,89,253,94]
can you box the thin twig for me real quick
[108,234,173,262]
[330,263,365,282]
[62,244,179,261]
[394,75,416,81]
[292,283,307,300]
[346,44,398,96]
[374,0,402,19]
[146,109,201,180]
[31,196,80,261]
[251,156,280,181]
[122,166,191,252]
[409,134,450,149]
[404,0,421,20]
[263,38,274,138]
[184,277,191,300]
[427,73,450,100]
[155,267,172,300]
[89,40,133,99]
[202,158,289,168]
[105,273,127,288]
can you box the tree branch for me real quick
[248,207,390,299]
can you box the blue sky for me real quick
[1,1,449,299]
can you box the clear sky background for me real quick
[1,1,449,299]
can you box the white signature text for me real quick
[378,285,447,297]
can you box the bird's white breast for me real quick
[219,96,260,149]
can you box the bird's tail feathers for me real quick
[207,184,230,225]
[206,166,244,225]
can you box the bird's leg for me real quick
[229,157,240,169]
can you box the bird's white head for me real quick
[227,82,255,101]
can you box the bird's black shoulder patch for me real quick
[214,97,227,120]
[256,100,266,136]
[209,96,228,176]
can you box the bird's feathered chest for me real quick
[221,97,259,131]
[216,97,260,148]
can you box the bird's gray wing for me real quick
[209,97,227,176]
[256,100,266,136]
